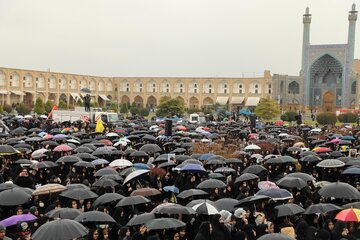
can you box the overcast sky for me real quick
[0,0,358,77]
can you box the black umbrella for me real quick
[14,159,32,165]
[235,195,271,207]
[171,148,187,154]
[0,145,19,155]
[130,151,149,157]
[0,188,31,206]
[343,202,360,209]
[46,208,83,220]
[95,168,119,177]
[32,219,87,240]
[74,211,116,224]
[177,189,209,199]
[145,218,186,230]
[60,189,98,200]
[116,196,150,207]
[214,198,240,212]
[56,156,81,164]
[74,146,93,153]
[275,203,304,217]
[158,161,177,168]
[191,201,219,215]
[76,153,97,161]
[196,179,226,189]
[154,204,196,215]
[10,127,26,136]
[66,184,90,191]
[299,155,322,162]
[0,182,18,191]
[92,193,125,208]
[242,165,267,175]
[318,182,360,199]
[127,213,155,226]
[303,203,342,215]
[73,161,95,168]
[286,172,315,182]
[276,177,307,189]
[42,140,59,147]
[258,233,293,240]
[235,173,260,184]
[139,144,162,153]
[93,179,119,188]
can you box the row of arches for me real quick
[0,71,113,92]
[119,80,272,94]
[120,95,216,109]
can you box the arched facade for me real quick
[189,96,199,109]
[10,72,20,87]
[160,80,170,93]
[0,71,5,86]
[203,97,214,106]
[23,73,33,88]
[121,95,130,105]
[204,81,214,94]
[49,76,57,89]
[218,80,228,94]
[134,95,144,108]
[36,74,45,89]
[146,96,157,111]
[233,81,245,94]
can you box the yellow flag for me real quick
[96,119,105,133]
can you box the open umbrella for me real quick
[275,203,304,217]
[109,159,133,168]
[60,189,98,200]
[53,144,73,152]
[93,179,119,188]
[258,233,293,240]
[0,188,31,206]
[177,189,209,199]
[317,159,345,168]
[286,172,315,182]
[32,219,87,240]
[139,144,162,153]
[0,145,19,155]
[145,218,186,230]
[32,184,67,196]
[303,203,342,215]
[92,193,125,208]
[343,202,360,209]
[46,208,82,220]
[127,213,155,226]
[256,188,293,201]
[0,214,37,227]
[123,169,150,185]
[244,144,261,151]
[130,187,161,197]
[242,165,267,175]
[235,195,271,207]
[192,201,219,215]
[319,182,360,200]
[154,204,196,215]
[95,168,118,177]
[276,177,307,189]
[197,179,226,189]
[336,208,360,222]
[116,196,150,207]
[235,173,259,183]
[214,198,240,212]
[181,164,206,172]
[0,182,19,191]
[74,211,116,224]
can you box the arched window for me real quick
[288,81,300,94]
[0,71,5,86]
[250,82,261,94]
[351,81,357,94]
[268,84,272,94]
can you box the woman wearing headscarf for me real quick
[210,214,231,240]
[256,224,268,238]
[194,222,213,240]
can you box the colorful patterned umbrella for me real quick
[336,208,360,222]
[53,144,73,152]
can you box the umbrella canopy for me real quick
[60,189,98,200]
[145,218,186,230]
[242,165,267,175]
[154,204,196,215]
[235,173,259,183]
[286,172,315,182]
[95,168,118,177]
[46,208,83,220]
[116,196,150,207]
[0,145,19,155]
[214,198,240,212]
[130,187,161,197]
[303,203,342,215]
[32,184,67,196]
[343,202,360,209]
[256,188,293,200]
[336,208,360,222]
[74,211,116,224]
[258,181,278,190]
[258,233,293,240]
[0,182,19,191]
[139,144,162,153]
[127,213,155,226]
[32,219,87,240]
[317,159,345,168]
[318,182,360,200]
[244,144,261,150]
[196,179,226,189]
[123,169,150,185]
[109,159,133,168]
[235,195,271,207]
[53,144,73,152]
[177,189,209,199]
[93,179,119,188]
[0,188,31,206]
[56,155,81,164]
[181,164,206,172]
[0,214,37,227]
[192,201,219,215]
[275,203,305,217]
[92,193,125,208]
[276,177,307,189]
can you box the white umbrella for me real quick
[244,144,261,151]
[278,133,289,137]
[311,128,322,132]
[31,148,48,157]
[316,159,345,168]
[123,169,150,185]
[192,201,219,215]
[109,159,133,168]
[106,132,119,137]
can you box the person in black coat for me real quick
[194,222,213,240]
[210,214,231,240]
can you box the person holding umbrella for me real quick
[194,221,213,240]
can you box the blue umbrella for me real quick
[199,153,214,161]
[80,88,91,93]
[163,186,180,194]
[239,109,252,115]
[342,167,360,175]
[342,135,355,141]
[181,164,206,172]
[91,159,109,166]
[133,163,150,170]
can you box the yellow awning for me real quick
[10,91,25,96]
[245,97,261,106]
[231,97,245,104]
[216,96,229,105]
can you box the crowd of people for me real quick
[0,114,358,240]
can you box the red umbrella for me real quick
[313,147,332,153]
[53,145,73,152]
[275,120,285,126]
[131,187,161,197]
[100,139,113,146]
[336,208,360,222]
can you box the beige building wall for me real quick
[0,67,272,110]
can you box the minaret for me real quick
[348,3,357,67]
[301,7,311,76]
